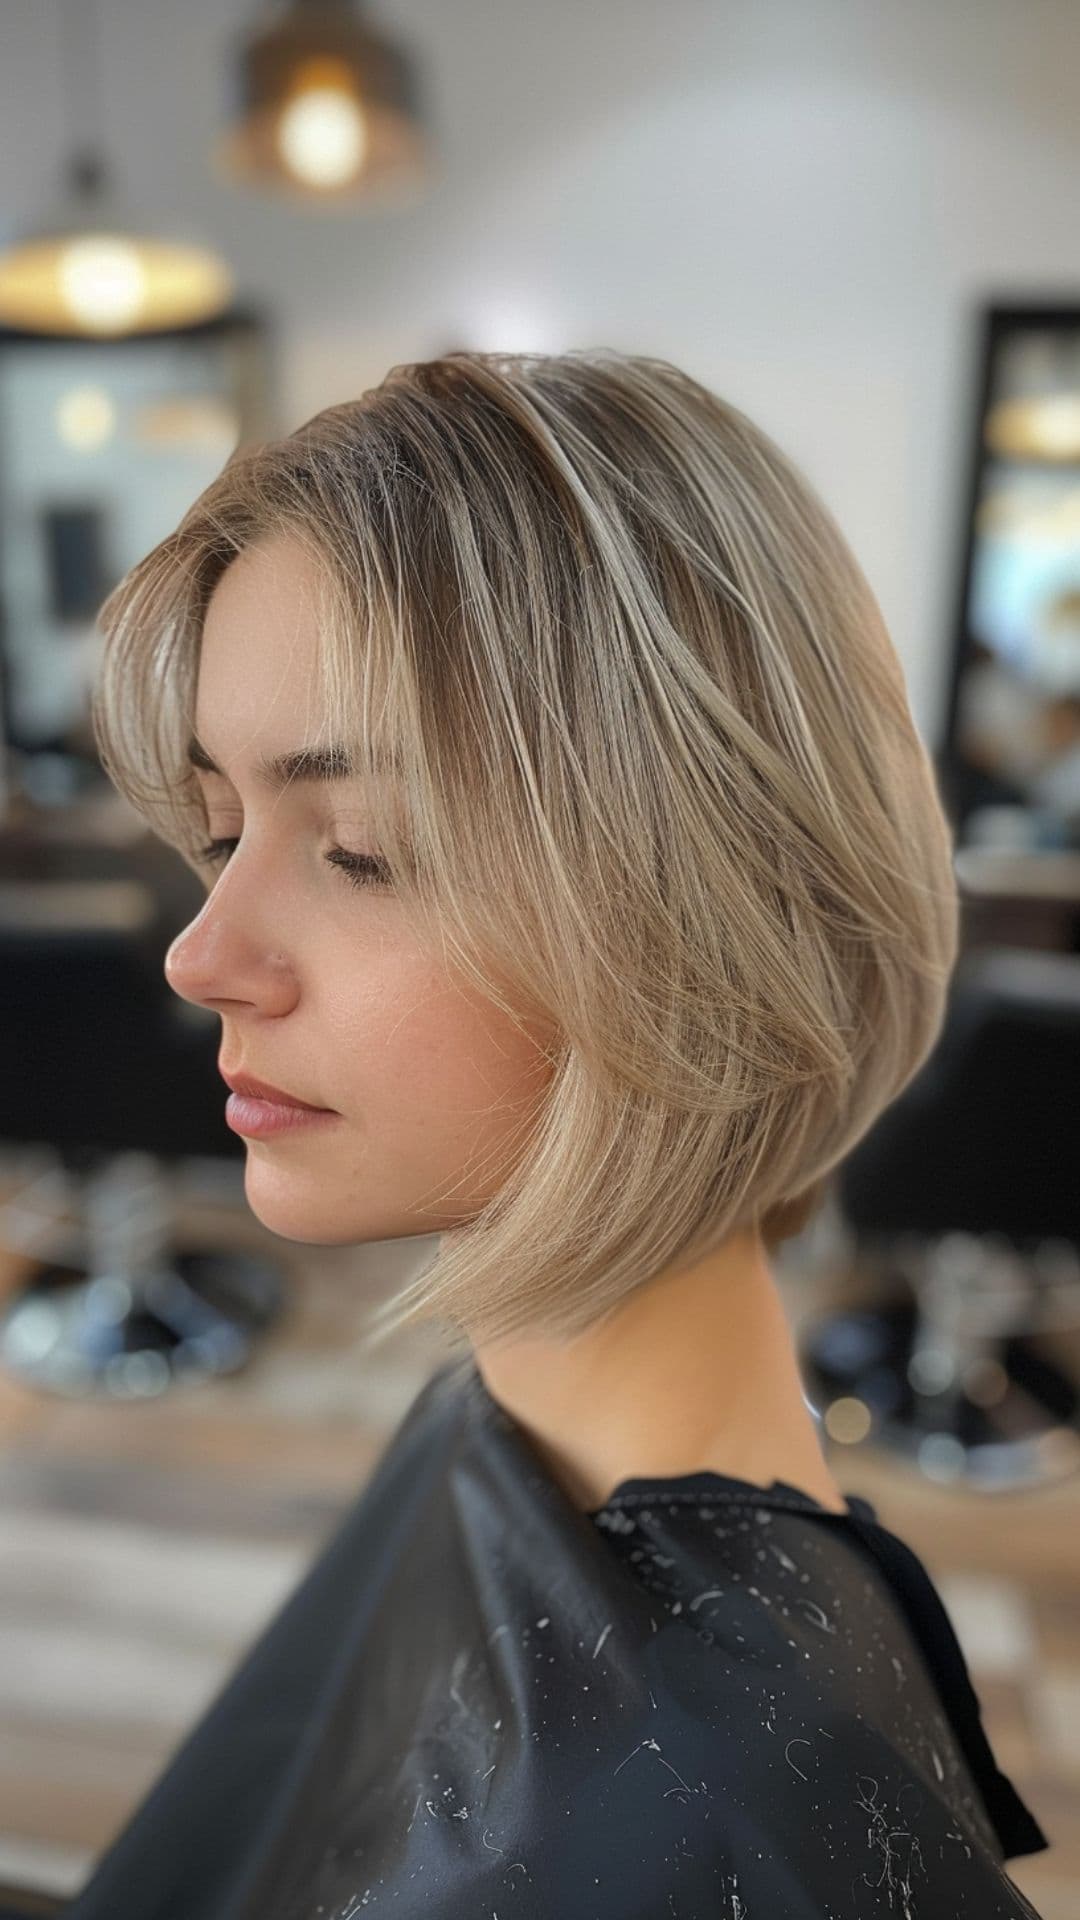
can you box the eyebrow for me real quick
[186,735,386,791]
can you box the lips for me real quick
[219,1066,332,1112]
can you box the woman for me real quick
[69,350,1048,1917]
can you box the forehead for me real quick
[200,534,326,672]
[195,534,333,752]
[193,535,398,790]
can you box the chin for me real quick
[240,1167,444,1247]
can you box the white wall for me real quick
[4,0,1080,740]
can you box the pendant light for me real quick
[0,0,233,337]
[218,0,430,206]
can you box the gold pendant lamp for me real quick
[0,0,233,337]
[216,0,430,206]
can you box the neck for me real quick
[471,1229,846,1514]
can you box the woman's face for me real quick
[164,531,557,1248]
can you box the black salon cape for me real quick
[63,1355,1050,1920]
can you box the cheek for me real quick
[335,956,555,1166]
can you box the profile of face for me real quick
[164,531,558,1248]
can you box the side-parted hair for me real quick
[91,349,959,1353]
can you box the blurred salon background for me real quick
[0,1,1078,1912]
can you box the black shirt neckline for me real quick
[461,1356,863,1522]
[585,1467,863,1520]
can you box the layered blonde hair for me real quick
[91,348,959,1354]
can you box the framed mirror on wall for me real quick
[942,301,1080,859]
[0,309,275,808]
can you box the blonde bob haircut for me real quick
[91,348,960,1354]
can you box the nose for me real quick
[163,887,296,1016]
[163,905,231,1011]
[163,916,204,1004]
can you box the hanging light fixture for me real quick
[218,0,430,205]
[0,0,233,337]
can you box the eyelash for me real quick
[195,837,391,891]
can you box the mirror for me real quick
[0,310,274,802]
[943,302,1080,855]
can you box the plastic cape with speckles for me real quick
[63,1354,1050,1920]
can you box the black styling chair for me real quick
[0,1890,66,1919]
[0,878,286,1399]
[800,945,1080,1492]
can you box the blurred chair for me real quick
[0,1888,65,1919]
[0,877,287,1400]
[800,945,1080,1492]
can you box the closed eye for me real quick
[195,837,391,891]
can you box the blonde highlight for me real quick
[91,349,960,1351]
